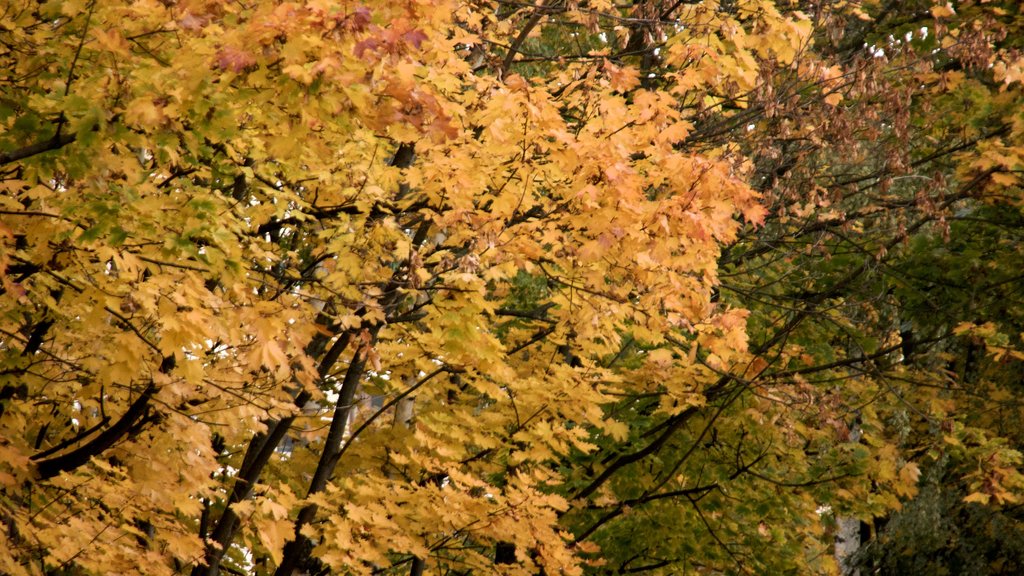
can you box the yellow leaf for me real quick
[990,172,1019,186]
[646,348,674,366]
[283,64,314,84]
[92,28,130,56]
[930,3,955,18]
[964,492,990,505]
[124,97,165,128]
[603,419,630,442]
[258,517,294,566]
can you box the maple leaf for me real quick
[214,46,257,73]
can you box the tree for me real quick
[709,0,1024,572]
[1,0,1024,575]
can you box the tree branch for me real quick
[0,132,77,167]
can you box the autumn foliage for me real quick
[2,0,1024,574]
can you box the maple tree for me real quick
[2,0,1024,575]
